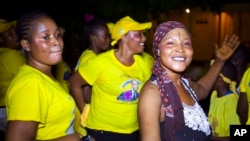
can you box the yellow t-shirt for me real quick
[6,65,76,140]
[75,49,96,71]
[208,91,240,137]
[239,68,250,124]
[140,51,154,68]
[0,47,26,106]
[74,49,96,136]
[54,60,72,92]
[78,49,153,133]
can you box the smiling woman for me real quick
[138,20,240,141]
[4,10,81,141]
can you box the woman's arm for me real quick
[237,92,249,125]
[69,71,88,113]
[138,82,162,141]
[5,121,82,141]
[5,121,38,141]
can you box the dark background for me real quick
[2,0,250,23]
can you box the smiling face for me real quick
[124,30,146,54]
[23,17,63,67]
[158,27,193,73]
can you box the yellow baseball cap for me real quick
[0,19,16,33]
[106,22,114,33]
[111,16,152,46]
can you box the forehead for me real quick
[166,28,189,36]
[160,28,190,41]
[95,26,109,34]
[32,18,57,33]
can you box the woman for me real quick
[73,15,111,139]
[74,15,111,105]
[5,11,81,141]
[69,16,152,141]
[0,19,26,139]
[138,21,240,141]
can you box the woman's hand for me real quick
[214,34,240,62]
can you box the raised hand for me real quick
[214,34,240,62]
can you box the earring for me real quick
[24,48,30,51]
[157,49,160,56]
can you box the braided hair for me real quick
[16,10,53,42]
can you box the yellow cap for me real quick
[106,22,114,33]
[0,19,16,33]
[111,16,152,46]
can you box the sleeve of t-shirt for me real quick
[78,56,101,86]
[240,68,250,93]
[6,76,48,125]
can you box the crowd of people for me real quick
[0,9,249,141]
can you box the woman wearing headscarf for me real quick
[138,21,240,141]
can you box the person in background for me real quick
[237,66,250,125]
[69,16,152,141]
[73,14,111,140]
[208,61,240,141]
[74,15,111,109]
[229,44,250,92]
[0,19,27,139]
[4,10,81,141]
[138,21,240,141]
[51,26,73,92]
[0,19,19,49]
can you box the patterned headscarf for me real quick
[151,21,189,141]
[152,21,188,59]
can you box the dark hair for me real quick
[82,16,108,47]
[16,10,53,41]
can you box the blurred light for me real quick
[185,8,190,14]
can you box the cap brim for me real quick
[133,22,152,31]
[111,22,152,46]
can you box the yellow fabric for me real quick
[106,22,114,33]
[239,68,250,124]
[74,49,96,134]
[219,73,237,96]
[0,19,16,33]
[111,16,152,46]
[6,65,76,140]
[208,90,240,137]
[74,107,87,136]
[54,60,72,92]
[78,49,153,133]
[75,49,96,71]
[80,104,90,127]
[0,48,26,106]
[141,52,154,67]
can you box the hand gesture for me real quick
[214,34,240,62]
